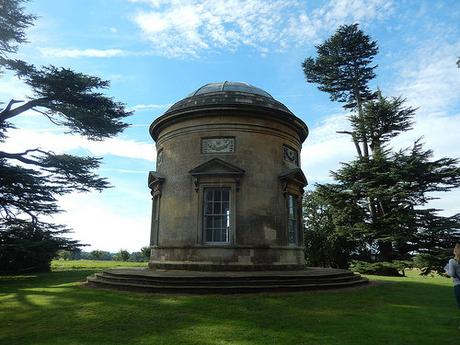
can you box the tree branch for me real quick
[0,99,23,114]
[32,108,62,126]
[0,97,48,122]
[337,131,363,158]
[0,149,51,167]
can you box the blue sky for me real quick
[2,0,460,251]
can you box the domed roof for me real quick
[187,81,273,99]
[151,81,309,142]
[164,81,291,116]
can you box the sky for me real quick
[1,0,460,252]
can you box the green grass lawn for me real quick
[0,260,458,345]
[51,259,147,270]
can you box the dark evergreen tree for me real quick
[302,23,378,158]
[303,24,460,274]
[0,0,132,273]
[303,190,356,268]
[0,0,35,57]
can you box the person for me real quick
[445,244,460,315]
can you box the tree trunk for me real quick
[353,86,369,158]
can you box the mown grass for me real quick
[51,259,147,270]
[0,260,458,345]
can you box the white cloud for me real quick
[3,128,155,162]
[314,0,393,26]
[39,48,129,58]
[302,113,354,184]
[130,0,393,58]
[53,192,150,252]
[393,40,460,114]
[390,38,460,162]
[0,75,31,101]
[132,103,173,111]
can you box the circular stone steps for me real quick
[86,267,368,294]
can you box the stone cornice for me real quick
[150,95,309,143]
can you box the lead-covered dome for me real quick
[187,81,273,98]
[165,81,291,116]
[151,81,309,142]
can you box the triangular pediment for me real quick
[279,168,308,186]
[189,158,245,176]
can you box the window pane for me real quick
[288,220,296,244]
[287,194,298,245]
[222,228,228,243]
[205,189,213,203]
[214,189,221,202]
[205,227,213,242]
[214,219,222,242]
[205,202,213,215]
[214,202,222,214]
[203,187,231,243]
[206,216,213,229]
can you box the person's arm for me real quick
[446,259,458,278]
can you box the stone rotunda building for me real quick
[148,81,309,271]
[88,82,368,293]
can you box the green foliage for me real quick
[89,250,104,260]
[55,250,72,261]
[413,244,459,276]
[0,0,132,273]
[350,260,413,276]
[303,190,354,268]
[140,246,151,260]
[355,92,415,151]
[1,60,131,139]
[113,249,130,261]
[0,0,35,56]
[88,250,113,261]
[0,222,80,273]
[303,24,460,275]
[128,251,146,262]
[302,23,378,111]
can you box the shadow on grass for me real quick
[0,271,459,345]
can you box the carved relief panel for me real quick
[201,137,235,154]
[283,145,299,166]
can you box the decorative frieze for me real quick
[201,137,235,154]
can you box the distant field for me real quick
[0,261,458,345]
[51,259,147,270]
